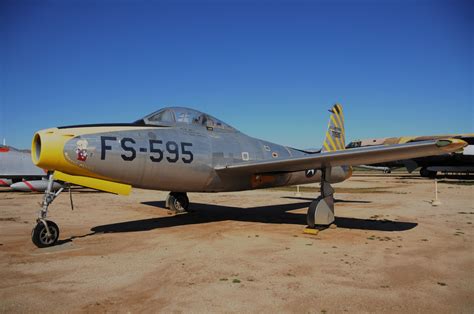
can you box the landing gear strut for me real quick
[166,192,189,214]
[31,174,63,248]
[306,169,335,228]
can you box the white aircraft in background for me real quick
[0,145,62,191]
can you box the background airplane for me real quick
[0,145,62,191]
[346,134,474,177]
[28,104,466,247]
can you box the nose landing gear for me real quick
[31,174,63,248]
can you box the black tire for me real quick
[32,220,59,248]
[420,167,437,178]
[169,193,189,213]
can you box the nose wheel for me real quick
[32,220,59,247]
[166,192,189,213]
[31,174,64,248]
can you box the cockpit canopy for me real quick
[138,107,236,131]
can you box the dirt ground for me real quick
[0,174,473,313]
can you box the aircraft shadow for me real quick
[334,217,416,231]
[282,196,372,204]
[89,201,417,235]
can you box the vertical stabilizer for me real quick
[322,104,345,152]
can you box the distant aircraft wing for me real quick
[215,139,466,175]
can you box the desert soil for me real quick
[0,174,473,313]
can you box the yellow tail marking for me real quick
[330,114,340,129]
[333,105,345,146]
[336,105,345,125]
[334,111,345,136]
[326,130,338,151]
[335,135,344,150]
[333,109,343,128]
[339,111,345,124]
[54,171,131,195]
[329,115,344,150]
[323,141,331,152]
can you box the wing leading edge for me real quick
[215,139,467,175]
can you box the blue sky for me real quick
[1,0,472,149]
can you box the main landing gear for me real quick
[306,169,335,229]
[31,174,63,248]
[166,192,190,214]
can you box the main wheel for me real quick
[169,193,189,213]
[32,220,59,248]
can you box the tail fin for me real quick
[322,104,345,152]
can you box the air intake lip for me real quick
[32,133,41,165]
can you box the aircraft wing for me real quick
[215,139,466,175]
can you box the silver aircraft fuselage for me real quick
[58,125,350,192]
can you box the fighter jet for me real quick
[347,134,474,177]
[29,104,466,247]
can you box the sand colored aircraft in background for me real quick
[29,104,466,247]
[347,134,474,177]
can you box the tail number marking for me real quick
[101,136,193,164]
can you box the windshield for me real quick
[141,107,236,131]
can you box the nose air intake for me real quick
[32,133,42,165]
[31,129,73,171]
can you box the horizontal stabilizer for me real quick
[215,139,467,175]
